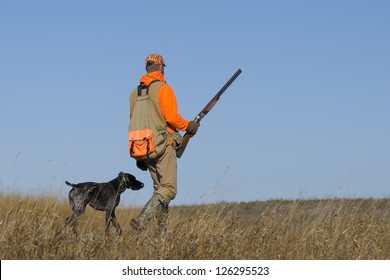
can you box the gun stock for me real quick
[176,134,190,158]
[176,68,242,158]
[176,117,200,158]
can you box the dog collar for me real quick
[121,176,128,189]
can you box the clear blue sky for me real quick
[1,0,389,206]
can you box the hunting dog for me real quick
[64,172,144,235]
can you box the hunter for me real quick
[128,53,199,233]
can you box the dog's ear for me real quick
[118,171,124,177]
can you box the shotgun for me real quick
[176,68,242,158]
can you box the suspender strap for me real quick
[137,80,161,97]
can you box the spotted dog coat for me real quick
[64,172,144,235]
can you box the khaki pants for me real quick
[146,145,177,202]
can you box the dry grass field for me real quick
[0,194,389,259]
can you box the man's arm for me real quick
[158,84,189,131]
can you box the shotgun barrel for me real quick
[176,68,242,158]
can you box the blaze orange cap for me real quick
[145,53,166,67]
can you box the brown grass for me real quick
[0,194,389,259]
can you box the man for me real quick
[128,54,199,233]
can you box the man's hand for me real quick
[186,121,200,136]
[136,160,148,171]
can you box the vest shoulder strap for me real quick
[137,80,163,97]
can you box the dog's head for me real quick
[118,172,144,192]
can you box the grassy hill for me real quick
[0,194,389,259]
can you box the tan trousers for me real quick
[146,145,177,202]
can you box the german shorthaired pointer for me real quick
[64,172,144,235]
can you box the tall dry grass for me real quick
[0,194,389,259]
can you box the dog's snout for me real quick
[132,180,144,190]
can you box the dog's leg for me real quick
[111,210,122,235]
[64,213,79,235]
[66,202,87,235]
[105,210,113,235]
[105,209,122,235]
[64,216,72,229]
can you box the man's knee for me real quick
[155,185,176,202]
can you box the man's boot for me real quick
[155,201,169,236]
[130,193,167,232]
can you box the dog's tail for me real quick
[65,181,75,187]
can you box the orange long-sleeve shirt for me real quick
[139,71,189,132]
